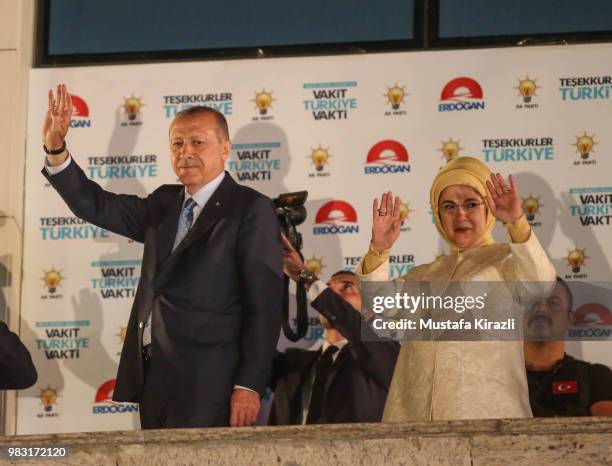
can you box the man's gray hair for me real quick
[173,106,229,141]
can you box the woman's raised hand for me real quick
[484,173,523,224]
[371,191,402,252]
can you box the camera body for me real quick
[273,191,308,251]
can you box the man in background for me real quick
[269,236,399,425]
[524,277,612,416]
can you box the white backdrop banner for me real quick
[18,43,612,434]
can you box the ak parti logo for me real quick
[572,131,598,161]
[252,89,275,117]
[313,200,359,235]
[304,255,326,276]
[70,94,92,128]
[439,138,463,162]
[41,268,65,296]
[438,77,485,112]
[364,140,410,175]
[39,385,60,416]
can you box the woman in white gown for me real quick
[357,156,555,421]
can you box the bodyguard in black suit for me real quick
[270,237,399,424]
[0,321,37,390]
[42,85,283,428]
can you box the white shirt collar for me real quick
[321,339,348,354]
[183,171,225,208]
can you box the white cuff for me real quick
[44,154,72,175]
[234,385,257,393]
[307,279,327,302]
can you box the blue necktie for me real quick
[143,198,197,347]
[172,198,197,251]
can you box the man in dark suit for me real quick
[0,321,37,390]
[42,84,283,428]
[269,236,399,425]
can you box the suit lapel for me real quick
[323,344,349,394]
[289,350,320,423]
[162,173,238,265]
[156,190,185,264]
[286,350,320,397]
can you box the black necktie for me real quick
[306,345,339,424]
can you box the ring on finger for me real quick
[378,209,387,216]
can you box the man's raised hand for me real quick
[43,84,72,165]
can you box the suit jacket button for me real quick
[139,322,144,328]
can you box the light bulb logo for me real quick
[399,201,413,225]
[439,138,463,162]
[573,132,597,160]
[253,90,274,115]
[516,76,539,103]
[39,386,59,413]
[122,95,143,121]
[305,255,325,277]
[521,194,542,221]
[116,326,127,344]
[41,268,64,294]
[384,83,408,110]
[308,145,331,172]
[566,247,588,273]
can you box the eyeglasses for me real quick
[439,201,484,215]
